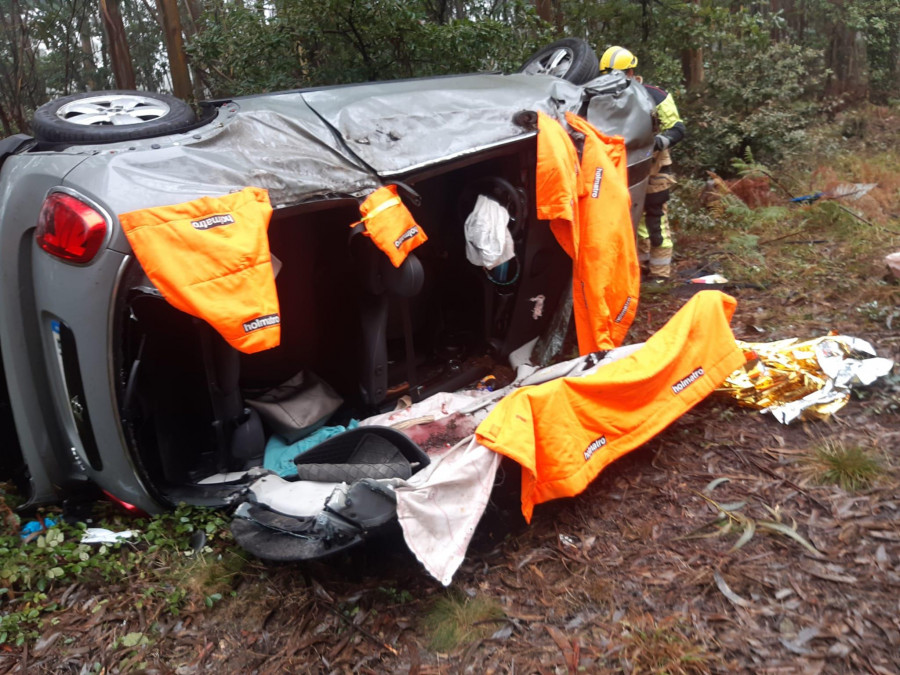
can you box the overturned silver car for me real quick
[0,39,658,564]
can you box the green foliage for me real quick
[186,0,552,96]
[0,499,241,647]
[679,39,828,175]
[138,502,232,551]
[378,585,414,604]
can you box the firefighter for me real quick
[599,46,686,280]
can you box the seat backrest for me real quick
[354,235,424,299]
[353,237,425,407]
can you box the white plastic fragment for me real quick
[80,528,137,544]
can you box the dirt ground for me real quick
[2,124,899,674]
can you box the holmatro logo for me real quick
[242,314,280,333]
[191,214,235,230]
[672,367,704,394]
[590,168,604,198]
[584,435,607,461]
[394,226,420,249]
[614,296,633,323]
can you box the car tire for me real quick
[519,38,600,84]
[31,90,198,144]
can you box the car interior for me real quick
[113,137,573,505]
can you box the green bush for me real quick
[186,0,553,97]
[678,41,827,176]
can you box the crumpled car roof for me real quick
[60,73,588,214]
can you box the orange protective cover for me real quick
[118,186,280,354]
[476,291,745,522]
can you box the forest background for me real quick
[0,0,898,178]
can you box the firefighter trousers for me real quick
[638,171,676,278]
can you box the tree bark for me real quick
[79,9,97,91]
[680,0,704,91]
[0,103,13,137]
[681,48,704,91]
[535,0,552,23]
[826,19,869,99]
[100,0,136,89]
[156,0,193,100]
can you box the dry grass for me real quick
[807,439,884,492]
[615,615,718,674]
[423,592,506,652]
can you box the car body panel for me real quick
[0,153,98,506]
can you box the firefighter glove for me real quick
[654,134,670,152]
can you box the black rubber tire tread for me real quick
[519,38,600,85]
[31,90,197,144]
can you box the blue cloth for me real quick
[789,192,824,204]
[263,421,359,478]
[21,517,58,538]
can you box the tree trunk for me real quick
[179,0,208,101]
[826,22,868,99]
[79,12,97,91]
[156,0,193,100]
[535,0,552,23]
[681,48,704,91]
[680,0,704,91]
[184,0,204,29]
[100,0,136,89]
[0,103,13,137]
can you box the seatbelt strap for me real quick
[400,299,419,401]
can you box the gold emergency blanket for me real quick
[717,335,894,423]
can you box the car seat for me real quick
[352,234,425,407]
[196,321,265,472]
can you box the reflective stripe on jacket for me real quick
[119,186,281,354]
[644,84,685,174]
[476,290,745,522]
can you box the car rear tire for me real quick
[31,90,197,144]
[519,38,600,84]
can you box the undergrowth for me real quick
[423,591,506,652]
[0,498,242,647]
[673,105,900,336]
[613,615,717,674]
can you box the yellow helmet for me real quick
[599,46,638,72]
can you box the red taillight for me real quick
[101,489,150,517]
[35,192,108,264]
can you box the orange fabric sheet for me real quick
[476,291,746,522]
[118,187,280,354]
[357,185,427,268]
